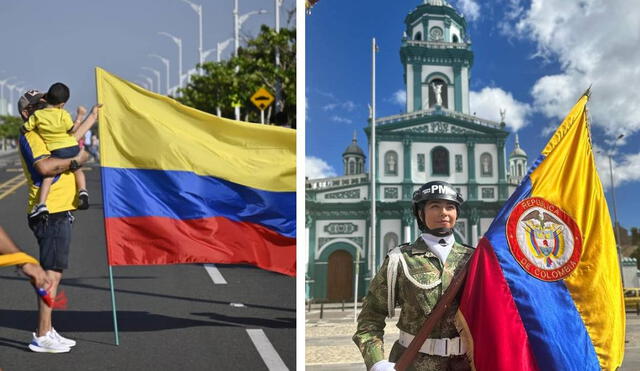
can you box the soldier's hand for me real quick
[371,360,396,371]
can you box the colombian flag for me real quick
[96,68,295,276]
[456,94,625,370]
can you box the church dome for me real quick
[343,133,365,157]
[509,133,527,158]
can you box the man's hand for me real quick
[21,263,50,289]
[89,104,103,118]
[73,150,90,167]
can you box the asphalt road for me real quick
[0,152,295,370]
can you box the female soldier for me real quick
[354,181,474,371]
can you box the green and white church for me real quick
[305,0,529,301]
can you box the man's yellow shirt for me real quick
[19,131,77,213]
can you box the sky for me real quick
[0,0,295,113]
[305,0,640,231]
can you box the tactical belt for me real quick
[398,331,466,357]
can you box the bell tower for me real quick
[400,0,473,114]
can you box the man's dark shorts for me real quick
[28,211,73,271]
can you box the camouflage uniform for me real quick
[353,236,474,371]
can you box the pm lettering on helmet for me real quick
[424,184,454,195]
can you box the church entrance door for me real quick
[327,250,353,301]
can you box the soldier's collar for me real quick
[409,237,435,257]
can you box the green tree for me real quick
[178,25,296,127]
[0,115,23,139]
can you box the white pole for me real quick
[234,0,239,56]
[353,250,360,323]
[198,4,203,73]
[371,37,378,270]
[275,0,282,112]
[260,109,264,124]
[149,54,170,94]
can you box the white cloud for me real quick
[595,148,640,190]
[392,89,406,106]
[469,87,532,131]
[455,0,480,21]
[510,0,640,138]
[323,101,356,112]
[306,156,337,179]
[331,115,353,124]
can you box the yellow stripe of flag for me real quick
[95,67,296,192]
[529,95,624,370]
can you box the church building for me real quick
[306,0,528,301]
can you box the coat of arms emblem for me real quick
[506,197,582,281]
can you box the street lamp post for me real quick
[216,37,234,62]
[0,76,17,114]
[607,134,625,287]
[159,32,183,91]
[149,54,171,95]
[180,0,204,75]
[138,75,154,92]
[275,0,283,113]
[233,1,267,120]
[142,67,162,93]
[135,80,150,90]
[6,81,24,115]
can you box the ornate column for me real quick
[402,209,413,243]
[403,136,412,199]
[497,138,508,200]
[469,208,479,247]
[413,63,422,112]
[466,140,477,200]
[453,64,462,112]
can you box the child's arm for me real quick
[72,104,102,141]
[69,106,87,133]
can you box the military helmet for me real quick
[412,181,463,232]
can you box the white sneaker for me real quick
[50,328,76,347]
[28,332,71,353]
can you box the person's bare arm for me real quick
[70,106,87,133]
[34,150,89,177]
[0,227,49,288]
[72,104,102,141]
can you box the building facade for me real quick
[306,0,528,301]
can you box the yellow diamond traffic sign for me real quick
[250,87,274,111]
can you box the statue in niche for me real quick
[481,153,492,176]
[430,82,443,106]
[386,152,397,175]
[384,233,398,254]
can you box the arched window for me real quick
[431,146,449,175]
[428,78,448,108]
[517,163,523,177]
[384,232,399,254]
[384,151,398,176]
[452,34,459,43]
[480,153,493,177]
[414,31,422,41]
[349,160,355,175]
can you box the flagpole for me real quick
[371,37,377,271]
[109,265,120,345]
[96,69,120,346]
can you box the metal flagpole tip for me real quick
[582,84,592,100]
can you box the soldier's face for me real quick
[422,200,457,230]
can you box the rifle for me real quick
[394,250,475,371]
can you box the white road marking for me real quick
[246,329,288,371]
[203,264,227,284]
[230,303,245,307]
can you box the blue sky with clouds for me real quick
[306,0,640,231]
[0,0,295,113]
